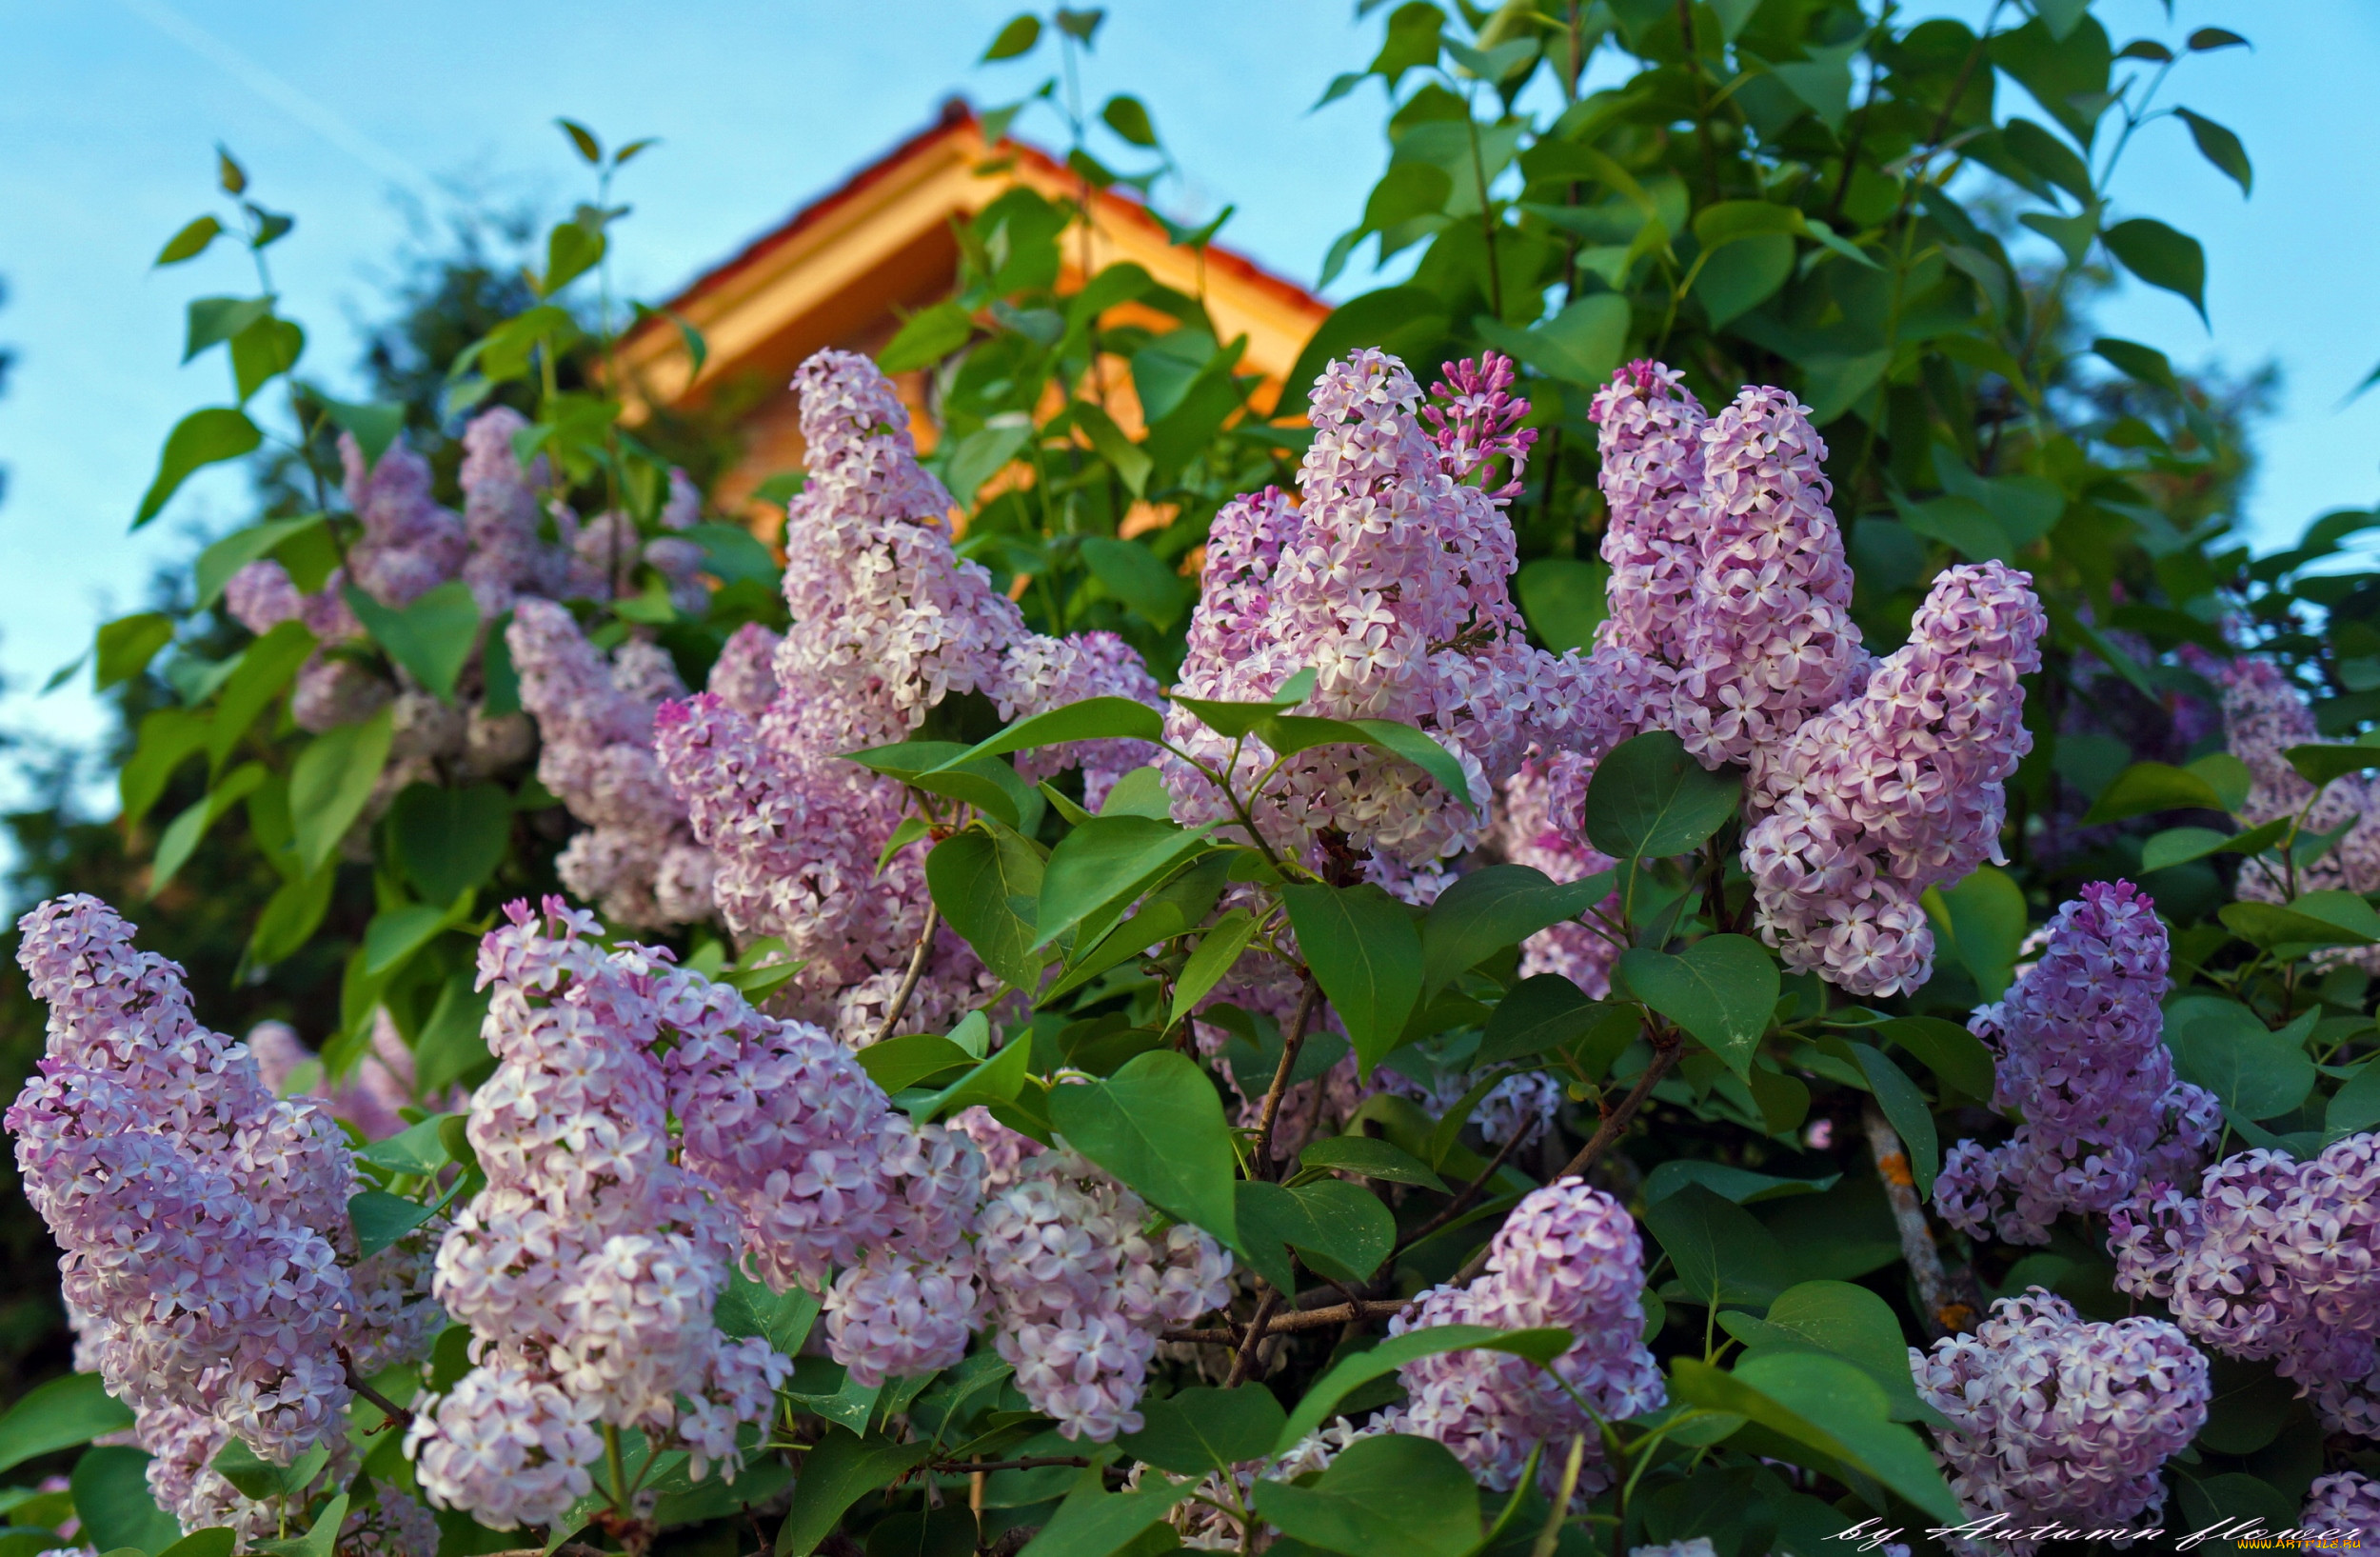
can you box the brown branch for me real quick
[341,1346,413,1430]
[872,900,942,1044]
[1164,1299,1415,1347]
[1225,1288,1282,1386]
[1863,1101,1977,1338]
[1249,980,1320,1179]
[1393,1119,1529,1256]
[928,1455,1093,1474]
[1441,1029,1685,1290]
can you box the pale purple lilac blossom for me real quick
[2221,660,2380,970]
[1938,882,2219,1244]
[1912,1288,2208,1555]
[2110,1132,2380,1438]
[2302,1472,2380,1542]
[1385,1179,1663,1495]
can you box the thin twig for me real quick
[1225,1288,1283,1386]
[341,1346,413,1430]
[1393,1121,1530,1256]
[1862,1102,1977,1338]
[872,900,942,1044]
[1440,1030,1684,1290]
[1249,980,1320,1179]
[928,1455,1092,1474]
[1164,1300,1415,1347]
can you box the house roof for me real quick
[613,99,1332,421]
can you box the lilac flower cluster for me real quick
[2222,660,2380,948]
[1939,882,2219,1244]
[1161,349,1629,872]
[1912,1289,2209,1553]
[1590,361,1708,678]
[1137,1418,1372,1550]
[6,897,440,1538]
[976,1146,1233,1441]
[1385,1179,1663,1494]
[2110,1133,2380,1438]
[2302,1472,2380,1542]
[656,350,1162,1041]
[1740,561,2044,995]
[507,598,775,928]
[407,900,795,1528]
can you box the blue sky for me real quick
[2,0,2375,785]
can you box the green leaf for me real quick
[121,709,210,829]
[1418,864,1606,998]
[97,612,176,690]
[540,219,605,297]
[2329,1062,2380,1139]
[2286,742,2380,786]
[1035,815,1211,951]
[1642,1182,1793,1307]
[228,314,304,402]
[1583,731,1742,859]
[1172,667,1317,738]
[1514,556,1608,652]
[1121,1387,1285,1476]
[1874,1016,1995,1101]
[184,297,275,364]
[196,515,327,610]
[2103,218,2209,325]
[350,1189,435,1257]
[1644,1159,1837,1206]
[149,763,266,895]
[2082,759,2233,824]
[2174,108,2251,196]
[1718,1281,1931,1421]
[1923,865,2026,1001]
[1274,1325,1571,1453]
[319,396,407,469]
[72,1447,182,1557]
[1616,936,1777,1082]
[941,698,1166,770]
[1049,1050,1238,1245]
[156,1531,236,1557]
[1851,1045,1938,1198]
[344,579,480,703]
[1476,974,1638,1075]
[2094,335,2181,392]
[684,521,778,584]
[1079,535,1188,628]
[2002,117,2094,204]
[289,706,395,874]
[0,1373,133,1474]
[856,1033,976,1094]
[880,301,974,372]
[1236,1178,1396,1288]
[2166,997,2317,1121]
[1282,882,1422,1076]
[1172,908,1260,1027]
[1472,293,1628,388]
[2189,27,2251,52]
[982,12,1041,59]
[413,975,493,1097]
[1671,1355,1961,1523]
[1020,1473,1197,1557]
[355,1113,456,1173]
[1101,92,1159,148]
[556,117,603,163]
[929,827,1046,990]
[156,215,224,266]
[1694,232,1794,328]
[2220,894,2380,951]
[136,408,263,528]
[777,1429,930,1557]
[363,901,452,977]
[902,1034,1034,1124]
[714,1268,821,1357]
[387,783,509,903]
[246,866,335,970]
[1295,1134,1447,1191]
[1253,1434,1480,1557]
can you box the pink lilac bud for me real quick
[976,1148,1232,1441]
[1386,1179,1663,1495]
[1162,350,1618,872]
[1938,883,2218,1245]
[339,434,466,609]
[410,901,793,1529]
[1913,1289,2208,1553]
[2110,1134,2380,1438]
[2303,1472,2380,1543]
[1674,387,1864,775]
[1741,562,2044,996]
[1420,352,1538,500]
[1589,360,1707,673]
[4,897,432,1502]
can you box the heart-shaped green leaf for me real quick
[1616,935,1778,1080]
